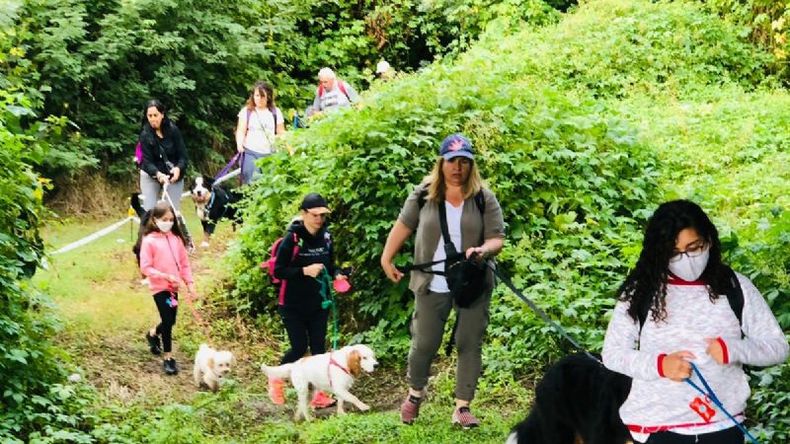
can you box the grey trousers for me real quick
[139,170,184,212]
[407,289,491,401]
[240,150,270,185]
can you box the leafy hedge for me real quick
[0,34,95,442]
[228,0,788,439]
[229,1,671,362]
[231,0,781,359]
[704,0,790,83]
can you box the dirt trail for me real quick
[38,217,406,420]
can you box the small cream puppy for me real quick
[193,343,234,392]
[262,344,378,421]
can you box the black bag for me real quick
[445,255,487,308]
[438,199,487,308]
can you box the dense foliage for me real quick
[2,0,787,440]
[8,0,559,191]
[229,0,788,439]
[0,23,95,442]
[705,0,790,82]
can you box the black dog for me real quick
[507,353,633,444]
[189,176,242,248]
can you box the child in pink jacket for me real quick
[139,201,195,375]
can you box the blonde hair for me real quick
[422,157,483,202]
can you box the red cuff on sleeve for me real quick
[716,337,729,364]
[657,353,667,377]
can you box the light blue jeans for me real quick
[240,150,271,185]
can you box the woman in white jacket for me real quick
[602,199,788,444]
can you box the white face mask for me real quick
[155,219,174,233]
[668,247,709,281]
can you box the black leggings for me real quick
[278,306,328,365]
[646,426,745,443]
[153,291,178,353]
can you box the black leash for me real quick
[397,253,465,357]
[396,253,463,275]
[485,262,599,363]
[400,255,598,362]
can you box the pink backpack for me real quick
[317,80,351,101]
[134,141,143,165]
[260,232,300,305]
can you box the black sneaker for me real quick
[146,332,162,355]
[163,358,178,375]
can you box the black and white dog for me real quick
[190,176,242,248]
[506,353,633,444]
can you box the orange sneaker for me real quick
[268,377,285,405]
[310,390,336,409]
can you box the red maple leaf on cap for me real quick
[448,139,464,151]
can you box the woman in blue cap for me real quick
[380,134,506,428]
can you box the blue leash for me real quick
[685,362,760,443]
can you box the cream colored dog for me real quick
[261,344,378,421]
[193,343,234,392]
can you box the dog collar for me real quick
[205,191,215,212]
[329,353,351,375]
[327,352,351,389]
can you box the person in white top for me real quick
[602,199,788,444]
[235,81,285,184]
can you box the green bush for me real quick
[7,0,560,186]
[232,33,659,368]
[0,41,95,441]
[229,0,788,438]
[498,0,775,98]
[704,0,790,82]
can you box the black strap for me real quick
[487,262,598,362]
[724,267,744,327]
[396,252,464,275]
[418,186,486,215]
[164,234,181,273]
[401,186,486,274]
[437,198,459,260]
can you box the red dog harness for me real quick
[327,352,351,389]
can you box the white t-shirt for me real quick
[428,201,463,293]
[238,106,284,154]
